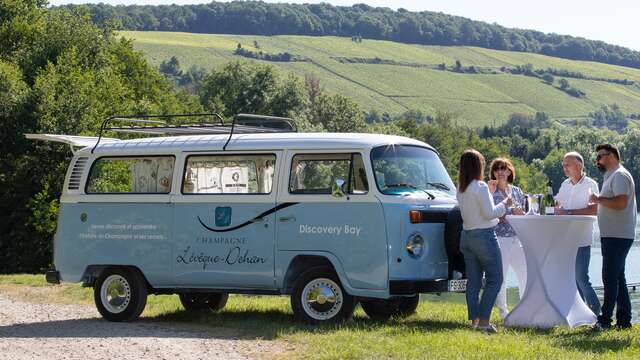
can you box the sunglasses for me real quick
[596,152,611,161]
[494,165,508,171]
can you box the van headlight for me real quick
[406,233,425,257]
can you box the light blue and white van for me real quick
[28,114,466,324]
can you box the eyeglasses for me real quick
[494,165,508,171]
[596,152,611,161]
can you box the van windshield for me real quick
[371,145,456,197]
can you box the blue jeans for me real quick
[460,227,503,321]
[576,246,601,315]
[598,237,634,326]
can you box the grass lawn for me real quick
[1,274,639,359]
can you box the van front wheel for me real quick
[179,293,228,312]
[361,294,420,320]
[291,267,355,324]
[94,268,147,322]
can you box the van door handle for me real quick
[279,216,296,223]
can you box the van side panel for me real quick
[382,203,449,281]
[275,202,388,290]
[55,203,174,285]
[172,202,276,289]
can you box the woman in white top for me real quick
[457,149,512,333]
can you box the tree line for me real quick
[57,1,640,69]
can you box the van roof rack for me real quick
[92,113,297,153]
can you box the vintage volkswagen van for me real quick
[29,114,465,324]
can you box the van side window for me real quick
[86,156,175,194]
[289,153,368,194]
[182,154,276,194]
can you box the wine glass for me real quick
[526,193,538,215]
[587,187,599,205]
[503,185,512,207]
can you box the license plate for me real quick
[448,279,467,292]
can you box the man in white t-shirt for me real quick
[554,151,600,316]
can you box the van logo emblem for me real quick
[197,202,299,233]
[215,207,232,227]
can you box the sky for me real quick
[48,0,640,51]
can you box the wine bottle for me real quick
[543,181,555,215]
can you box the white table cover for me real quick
[504,215,597,328]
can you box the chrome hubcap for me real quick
[302,278,342,320]
[100,275,131,314]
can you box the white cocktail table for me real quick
[504,215,597,328]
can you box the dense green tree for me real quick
[199,61,365,132]
[200,61,298,117]
[559,78,570,89]
[159,56,181,76]
[542,73,554,84]
[310,93,366,132]
[269,74,308,119]
[590,104,628,132]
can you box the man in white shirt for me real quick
[554,151,600,316]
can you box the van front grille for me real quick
[68,157,88,190]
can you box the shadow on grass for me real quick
[502,325,636,353]
[150,308,296,339]
[152,307,469,338]
[551,329,634,353]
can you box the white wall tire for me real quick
[100,274,131,314]
[291,267,355,324]
[94,268,147,322]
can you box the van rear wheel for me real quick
[361,294,420,320]
[94,268,147,322]
[179,293,228,312]
[291,267,355,324]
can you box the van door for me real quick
[172,152,280,289]
[276,151,388,290]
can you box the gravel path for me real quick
[0,292,287,360]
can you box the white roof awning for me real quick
[25,134,120,153]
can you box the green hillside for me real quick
[121,31,640,127]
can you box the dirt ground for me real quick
[0,291,291,360]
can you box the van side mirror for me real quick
[332,178,346,198]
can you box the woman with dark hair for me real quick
[457,149,512,333]
[489,157,527,319]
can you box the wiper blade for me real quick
[383,183,435,199]
[426,182,451,191]
[384,183,419,189]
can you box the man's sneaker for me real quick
[476,323,498,334]
[590,322,611,332]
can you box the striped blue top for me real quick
[492,185,526,237]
